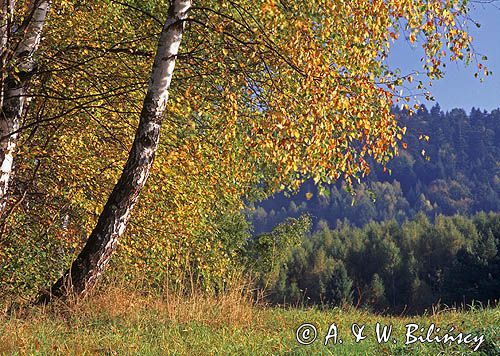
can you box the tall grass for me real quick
[1,276,498,355]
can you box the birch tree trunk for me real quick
[0,0,50,215]
[38,0,192,303]
[0,0,16,110]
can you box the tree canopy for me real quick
[0,0,490,300]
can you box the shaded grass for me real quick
[1,285,498,355]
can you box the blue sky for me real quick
[388,2,500,112]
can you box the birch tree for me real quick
[38,0,192,302]
[0,0,51,215]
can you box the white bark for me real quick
[40,0,192,301]
[0,0,50,215]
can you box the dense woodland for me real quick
[252,212,499,314]
[245,105,500,313]
[249,105,500,233]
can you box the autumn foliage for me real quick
[0,0,487,298]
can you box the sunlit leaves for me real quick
[7,0,484,290]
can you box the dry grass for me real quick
[0,283,261,355]
[3,275,261,326]
[0,276,266,354]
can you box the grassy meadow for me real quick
[1,285,498,355]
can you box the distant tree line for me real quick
[249,212,499,314]
[248,105,500,233]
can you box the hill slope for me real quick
[249,105,500,234]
